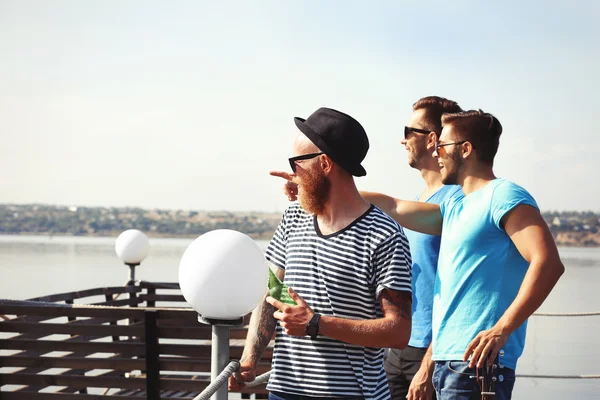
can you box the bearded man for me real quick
[230,107,413,400]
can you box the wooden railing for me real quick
[0,282,271,399]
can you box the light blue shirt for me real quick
[433,178,538,369]
[407,185,462,348]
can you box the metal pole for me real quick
[127,263,138,283]
[211,325,230,400]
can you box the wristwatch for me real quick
[305,313,321,339]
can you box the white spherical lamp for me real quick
[115,229,150,265]
[179,229,268,320]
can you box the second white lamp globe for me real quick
[179,229,268,320]
[115,229,150,264]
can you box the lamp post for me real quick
[179,229,269,400]
[115,229,150,284]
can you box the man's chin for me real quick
[298,196,321,216]
[441,174,457,185]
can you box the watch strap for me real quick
[306,313,321,339]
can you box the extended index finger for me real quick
[269,171,293,181]
[287,287,306,306]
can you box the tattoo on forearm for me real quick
[243,298,277,364]
[256,302,277,347]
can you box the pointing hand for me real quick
[270,171,298,201]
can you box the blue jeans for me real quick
[432,361,516,400]
[268,391,364,400]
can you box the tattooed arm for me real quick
[317,288,412,349]
[229,265,282,389]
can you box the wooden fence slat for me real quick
[0,321,145,337]
[0,373,147,389]
[28,286,142,303]
[156,318,208,327]
[157,326,247,340]
[146,287,156,308]
[140,294,187,303]
[0,338,144,354]
[91,298,143,307]
[1,338,270,362]
[0,373,264,394]
[154,309,197,320]
[0,353,270,372]
[157,343,272,359]
[158,377,209,391]
[0,304,147,319]
[138,282,180,290]
[0,355,146,370]
[144,310,160,400]
[0,390,269,399]
[0,393,186,400]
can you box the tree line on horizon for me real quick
[0,204,598,244]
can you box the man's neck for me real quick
[316,184,370,235]
[418,157,444,201]
[459,163,497,195]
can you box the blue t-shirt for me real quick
[433,178,538,370]
[407,185,462,348]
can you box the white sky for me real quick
[1,1,598,212]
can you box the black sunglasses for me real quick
[404,126,434,139]
[288,152,324,172]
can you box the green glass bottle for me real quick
[268,268,297,306]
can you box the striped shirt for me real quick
[265,203,412,400]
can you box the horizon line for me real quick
[1,202,599,215]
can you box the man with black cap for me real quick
[230,107,413,400]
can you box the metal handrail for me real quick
[192,362,272,400]
[246,371,273,387]
[194,361,239,400]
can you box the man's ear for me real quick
[321,154,334,174]
[426,132,437,150]
[462,141,474,159]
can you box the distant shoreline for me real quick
[1,231,598,247]
[2,204,599,247]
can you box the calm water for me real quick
[0,235,599,398]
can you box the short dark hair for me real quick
[413,96,462,135]
[441,109,503,165]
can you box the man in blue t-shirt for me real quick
[366,109,564,399]
[366,96,462,400]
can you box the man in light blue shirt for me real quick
[434,178,537,371]
[367,109,564,399]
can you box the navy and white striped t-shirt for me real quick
[265,203,412,400]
